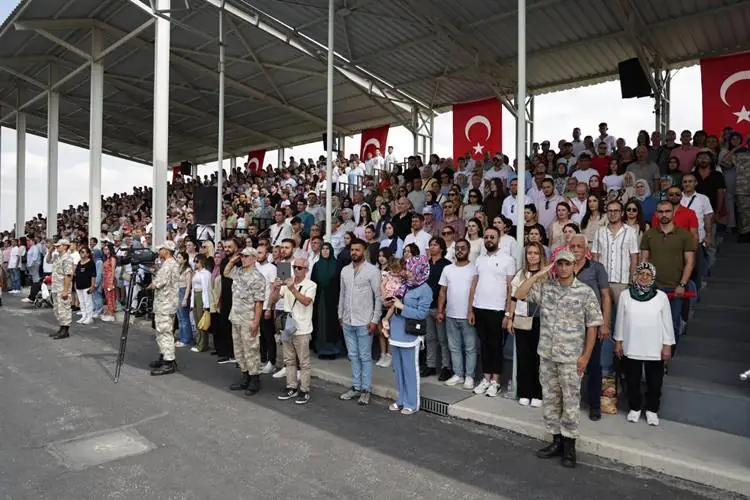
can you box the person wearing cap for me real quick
[146,241,182,376]
[223,247,266,395]
[49,239,75,339]
[514,249,603,468]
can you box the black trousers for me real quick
[515,316,542,400]
[215,311,234,358]
[260,313,276,365]
[624,357,665,413]
[585,339,603,410]
[474,308,504,376]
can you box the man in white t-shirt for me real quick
[501,178,519,226]
[681,173,713,287]
[403,214,431,255]
[571,152,597,185]
[468,227,516,397]
[437,239,478,390]
[255,244,278,374]
[268,209,292,247]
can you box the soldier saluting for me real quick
[49,239,75,340]
[147,241,181,376]
[514,250,603,468]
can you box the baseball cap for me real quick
[54,238,70,247]
[156,241,176,252]
[422,206,434,215]
[240,247,258,257]
[555,250,575,263]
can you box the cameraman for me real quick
[147,241,181,376]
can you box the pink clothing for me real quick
[670,146,700,173]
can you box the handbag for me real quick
[405,318,427,336]
[197,310,211,331]
[512,313,533,331]
[280,286,302,341]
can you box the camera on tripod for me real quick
[116,248,158,266]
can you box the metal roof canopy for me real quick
[0,0,424,166]
[0,0,749,166]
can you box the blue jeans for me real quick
[661,288,684,343]
[10,268,21,290]
[176,288,193,344]
[445,318,477,379]
[343,324,373,391]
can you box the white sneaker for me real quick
[627,410,642,423]
[646,411,659,426]
[272,367,287,379]
[76,317,84,324]
[77,311,85,316]
[381,353,392,368]
[518,398,531,406]
[80,318,93,325]
[190,347,200,353]
[375,354,386,367]
[530,398,543,408]
[261,361,275,374]
[485,380,501,397]
[473,378,491,395]
[174,341,186,348]
[101,315,115,322]
[21,298,33,303]
[444,374,464,386]
[462,376,475,390]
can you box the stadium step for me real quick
[676,336,750,363]
[666,355,748,388]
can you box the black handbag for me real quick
[405,318,427,336]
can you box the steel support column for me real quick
[16,93,26,237]
[277,147,285,169]
[216,1,226,239]
[152,0,171,248]
[88,29,104,240]
[47,66,60,239]
[229,156,236,171]
[324,0,334,241]
[654,68,671,136]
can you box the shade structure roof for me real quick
[0,0,749,166]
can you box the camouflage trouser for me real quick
[232,322,261,375]
[737,195,750,235]
[539,358,582,439]
[53,292,72,326]
[154,313,176,361]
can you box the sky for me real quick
[0,0,704,231]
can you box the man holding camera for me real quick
[49,239,74,340]
[147,241,181,376]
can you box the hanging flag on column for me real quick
[246,149,266,175]
[360,125,389,159]
[452,98,502,161]
[171,164,181,182]
[701,52,750,137]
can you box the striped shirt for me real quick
[591,224,639,284]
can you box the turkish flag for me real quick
[360,125,389,159]
[701,52,750,137]
[453,98,502,161]
[171,165,181,182]
[246,149,265,175]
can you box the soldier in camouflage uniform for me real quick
[224,247,267,395]
[49,239,75,340]
[731,139,750,243]
[147,241,181,376]
[515,250,603,468]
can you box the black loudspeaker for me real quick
[194,186,218,225]
[322,133,339,152]
[618,58,652,99]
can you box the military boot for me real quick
[150,360,176,376]
[229,372,250,391]
[536,434,564,459]
[245,375,260,396]
[52,326,70,340]
[561,437,576,468]
[148,354,165,369]
[50,325,63,337]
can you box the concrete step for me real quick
[697,286,746,307]
[667,355,749,388]
[676,336,750,363]
[660,375,750,437]
[685,316,748,341]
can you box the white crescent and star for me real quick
[719,70,750,124]
[362,137,381,154]
[247,157,260,169]
[464,115,492,156]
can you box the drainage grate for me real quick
[421,396,449,416]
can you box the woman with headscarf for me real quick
[617,171,637,203]
[637,177,659,222]
[614,262,675,427]
[311,243,344,359]
[382,255,432,415]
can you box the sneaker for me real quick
[295,391,310,405]
[645,411,659,426]
[388,402,401,412]
[21,298,33,304]
[277,388,298,401]
[190,346,200,353]
[272,367,287,378]
[444,374,464,386]
[627,410,642,423]
[462,376,475,390]
[357,391,371,406]
[438,367,452,382]
[216,357,231,364]
[261,361,275,374]
[485,380,501,397]
[80,318,93,325]
[174,341,186,348]
[101,315,115,322]
[400,408,417,415]
[530,398,543,408]
[473,378,491,395]
[381,353,392,368]
[375,354,386,367]
[519,398,531,406]
[339,387,361,401]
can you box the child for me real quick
[380,258,404,336]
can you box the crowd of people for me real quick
[2,122,749,469]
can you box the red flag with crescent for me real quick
[701,52,750,137]
[360,125,389,160]
[246,149,266,175]
[171,164,181,182]
[452,98,502,161]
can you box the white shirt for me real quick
[269,222,292,246]
[569,197,587,224]
[8,247,21,269]
[498,234,520,268]
[371,155,385,173]
[594,134,617,155]
[501,195,518,225]
[572,168,597,185]
[307,252,320,279]
[681,192,713,242]
[438,262,475,319]
[403,229,431,256]
[472,251,516,311]
[603,174,624,192]
[444,242,456,263]
[613,290,675,361]
[281,279,317,335]
[190,268,211,309]
[591,224,639,284]
[571,139,586,156]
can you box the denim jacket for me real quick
[388,283,431,348]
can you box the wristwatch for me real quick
[504,311,512,318]
[678,282,687,288]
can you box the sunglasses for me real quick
[626,207,638,212]
[441,231,453,236]
[292,265,307,271]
